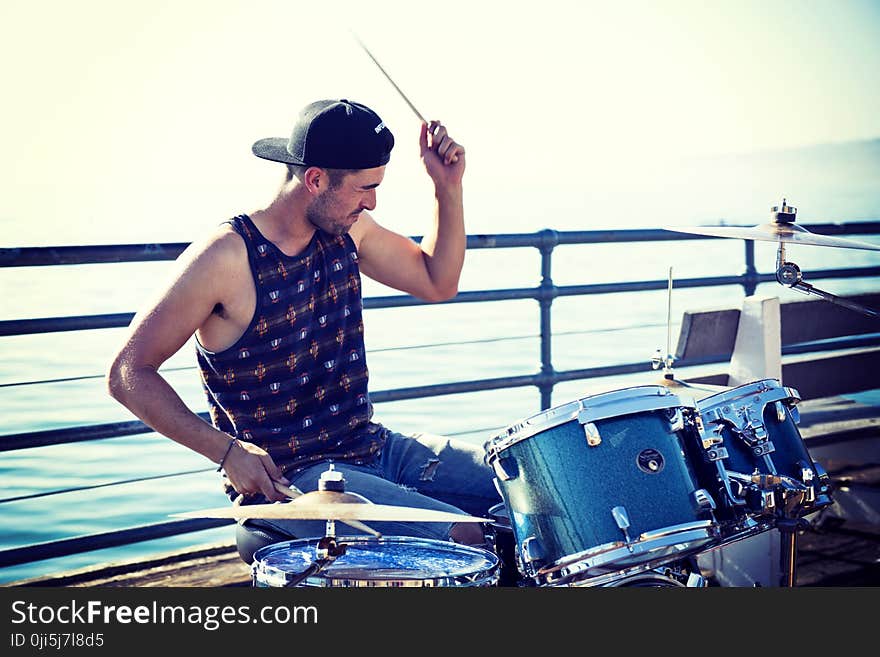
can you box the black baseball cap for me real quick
[252,99,394,169]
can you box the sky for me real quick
[1,0,879,245]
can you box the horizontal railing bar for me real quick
[780,221,880,236]
[3,423,505,507]
[556,267,880,297]
[0,243,190,267]
[783,334,880,355]
[3,223,878,267]
[371,373,542,402]
[0,353,745,452]
[4,265,879,337]
[0,467,215,504]
[0,414,211,451]
[0,518,233,569]
[2,331,877,453]
[0,313,135,336]
[0,365,196,389]
[2,324,671,390]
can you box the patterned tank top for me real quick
[196,214,383,479]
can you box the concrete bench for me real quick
[675,291,880,399]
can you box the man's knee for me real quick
[449,521,489,547]
[235,521,291,565]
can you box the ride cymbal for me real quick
[666,222,880,251]
[172,489,490,523]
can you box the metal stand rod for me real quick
[788,279,880,317]
[776,242,880,318]
[778,520,801,588]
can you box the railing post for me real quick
[742,239,758,296]
[538,229,559,410]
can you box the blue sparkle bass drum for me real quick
[484,385,721,587]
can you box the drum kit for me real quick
[174,200,877,587]
[174,375,833,589]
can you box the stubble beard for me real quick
[306,193,355,236]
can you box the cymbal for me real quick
[656,375,728,401]
[271,481,381,537]
[172,489,491,523]
[666,222,880,251]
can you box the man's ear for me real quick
[303,166,326,194]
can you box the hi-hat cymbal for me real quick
[666,222,880,251]
[172,489,490,523]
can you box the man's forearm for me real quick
[421,183,465,299]
[108,366,231,464]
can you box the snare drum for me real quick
[251,536,500,588]
[484,385,721,587]
[692,379,833,541]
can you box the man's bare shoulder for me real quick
[178,223,248,272]
[349,210,379,251]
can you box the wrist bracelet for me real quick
[216,438,237,472]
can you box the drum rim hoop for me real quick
[251,535,500,587]
[533,522,718,586]
[487,384,696,456]
[697,378,800,409]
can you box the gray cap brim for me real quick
[251,137,305,165]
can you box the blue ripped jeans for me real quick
[245,425,502,542]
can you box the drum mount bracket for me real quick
[695,400,782,508]
[701,401,776,459]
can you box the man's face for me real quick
[306,166,385,235]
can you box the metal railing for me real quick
[1,222,879,570]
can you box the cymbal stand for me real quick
[778,519,800,588]
[770,200,879,318]
[283,464,350,587]
[746,473,810,587]
[775,241,879,317]
[652,266,677,378]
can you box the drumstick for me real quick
[272,480,382,538]
[352,32,460,165]
[351,31,427,124]
[273,480,304,498]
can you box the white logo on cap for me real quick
[374,121,385,134]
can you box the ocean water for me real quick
[2,138,880,585]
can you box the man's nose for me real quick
[362,189,377,211]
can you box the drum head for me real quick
[252,536,500,587]
[488,384,694,455]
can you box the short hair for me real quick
[285,164,355,189]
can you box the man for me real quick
[106,99,500,563]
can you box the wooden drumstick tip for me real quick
[273,480,303,498]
